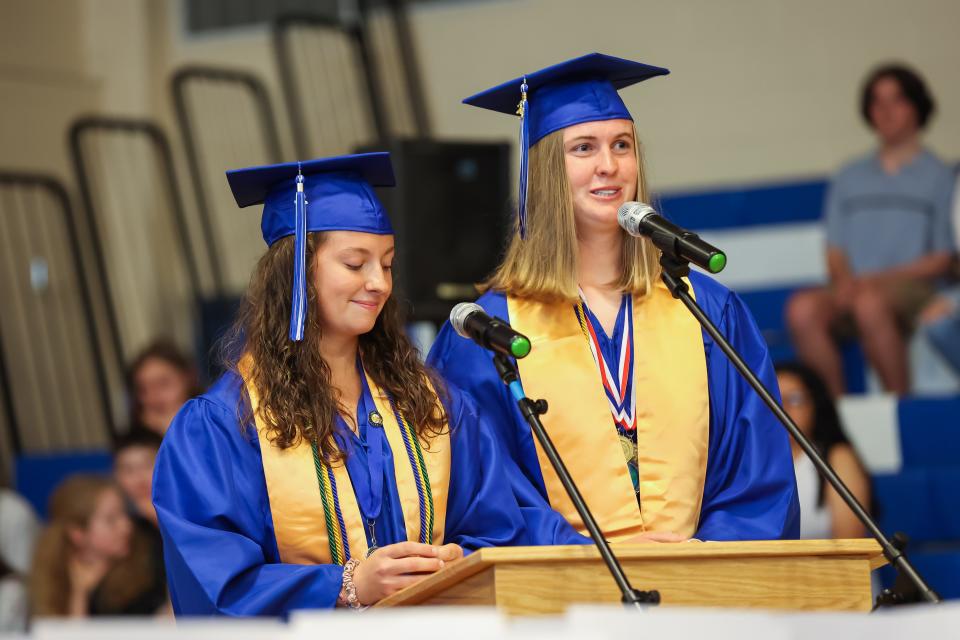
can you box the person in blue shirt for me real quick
[786,64,955,395]
[428,53,800,544]
[918,173,960,377]
[152,153,580,617]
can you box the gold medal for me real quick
[619,434,637,465]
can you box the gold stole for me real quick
[241,357,450,564]
[508,280,710,541]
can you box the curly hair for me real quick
[220,232,446,461]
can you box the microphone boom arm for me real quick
[657,254,941,607]
[492,353,661,609]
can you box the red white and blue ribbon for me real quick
[573,292,637,433]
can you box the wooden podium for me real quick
[378,540,885,615]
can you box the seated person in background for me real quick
[127,339,200,436]
[29,475,167,618]
[0,488,39,581]
[786,63,956,396]
[113,429,169,613]
[920,287,960,375]
[919,173,960,376]
[113,428,164,526]
[0,489,40,633]
[0,556,27,634]
[776,363,871,539]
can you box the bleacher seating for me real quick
[14,450,113,519]
[737,287,868,393]
[661,179,960,600]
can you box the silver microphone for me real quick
[450,302,484,338]
[617,201,658,237]
[449,302,532,359]
[617,201,727,274]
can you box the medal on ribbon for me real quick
[574,292,641,501]
[574,292,637,433]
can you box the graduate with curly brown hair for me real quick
[152,153,581,617]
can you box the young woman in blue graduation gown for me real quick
[152,153,581,617]
[428,54,800,544]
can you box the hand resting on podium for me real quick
[353,542,464,605]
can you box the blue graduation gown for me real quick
[427,272,801,542]
[152,373,581,617]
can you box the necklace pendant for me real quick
[365,518,378,557]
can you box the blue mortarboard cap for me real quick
[463,53,668,238]
[226,152,396,342]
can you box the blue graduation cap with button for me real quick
[226,152,396,342]
[463,52,669,238]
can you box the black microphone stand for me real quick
[492,354,661,610]
[657,253,941,606]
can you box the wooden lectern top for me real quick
[377,539,885,613]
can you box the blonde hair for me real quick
[30,475,155,616]
[483,123,660,303]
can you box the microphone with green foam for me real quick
[618,201,727,274]
[450,303,532,359]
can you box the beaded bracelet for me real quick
[337,558,367,611]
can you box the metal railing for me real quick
[0,172,115,478]
[359,0,431,137]
[68,117,202,366]
[172,65,285,295]
[274,13,385,158]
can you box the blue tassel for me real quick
[289,171,308,341]
[517,78,530,239]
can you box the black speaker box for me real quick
[359,139,512,322]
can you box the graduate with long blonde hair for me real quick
[428,54,800,543]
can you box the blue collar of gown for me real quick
[333,360,385,522]
[580,292,631,367]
